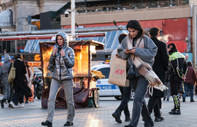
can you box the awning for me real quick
[0,9,13,27]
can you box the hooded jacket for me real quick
[168,43,187,81]
[48,32,75,80]
[0,53,11,75]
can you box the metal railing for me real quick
[76,0,189,13]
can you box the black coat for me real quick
[151,37,169,97]
[14,59,32,97]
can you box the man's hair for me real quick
[187,61,192,67]
[149,27,159,37]
[118,33,127,44]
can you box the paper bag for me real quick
[108,56,129,87]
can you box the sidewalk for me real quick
[0,94,197,127]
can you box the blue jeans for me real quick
[129,76,151,127]
[183,83,194,100]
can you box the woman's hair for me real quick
[126,20,144,39]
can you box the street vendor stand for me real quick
[39,40,104,108]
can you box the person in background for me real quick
[41,32,75,127]
[163,67,171,101]
[147,27,169,122]
[10,54,32,108]
[168,43,187,115]
[182,61,197,102]
[117,20,157,127]
[0,53,12,108]
[111,33,131,123]
[24,61,33,103]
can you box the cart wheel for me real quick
[93,90,99,108]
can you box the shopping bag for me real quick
[8,62,16,84]
[108,56,129,87]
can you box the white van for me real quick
[92,64,134,100]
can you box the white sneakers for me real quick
[9,102,25,108]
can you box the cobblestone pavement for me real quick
[0,95,197,127]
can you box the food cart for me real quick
[39,40,104,108]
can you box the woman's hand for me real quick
[52,47,58,56]
[124,48,136,54]
[60,49,65,56]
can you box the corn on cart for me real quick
[39,40,104,108]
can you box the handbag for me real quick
[126,64,136,80]
[8,62,16,84]
[108,56,129,87]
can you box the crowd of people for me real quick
[110,20,197,127]
[0,53,42,108]
[0,20,197,127]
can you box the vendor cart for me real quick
[39,40,104,108]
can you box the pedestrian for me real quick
[117,20,158,127]
[111,33,131,123]
[147,27,169,122]
[0,53,12,108]
[41,32,75,127]
[168,43,187,115]
[163,68,171,101]
[24,61,33,103]
[182,61,197,102]
[10,53,32,108]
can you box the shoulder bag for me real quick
[8,62,16,84]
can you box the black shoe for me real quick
[182,98,185,102]
[41,120,52,127]
[154,116,164,122]
[124,125,134,127]
[190,99,195,102]
[144,122,154,127]
[169,109,181,115]
[64,121,73,126]
[112,112,122,123]
[1,99,5,108]
[125,115,131,122]
[8,103,14,108]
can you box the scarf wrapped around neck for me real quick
[127,36,168,94]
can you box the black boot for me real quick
[41,120,52,127]
[169,109,181,115]
[112,110,122,123]
[1,99,6,108]
[125,115,131,122]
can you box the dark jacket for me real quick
[184,66,197,85]
[151,37,169,97]
[48,32,75,81]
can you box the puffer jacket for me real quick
[48,32,75,81]
[0,53,11,86]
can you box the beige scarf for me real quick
[127,36,168,94]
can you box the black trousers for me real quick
[147,96,161,117]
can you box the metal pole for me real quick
[71,0,76,40]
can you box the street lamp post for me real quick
[71,0,76,40]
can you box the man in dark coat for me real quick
[147,27,169,122]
